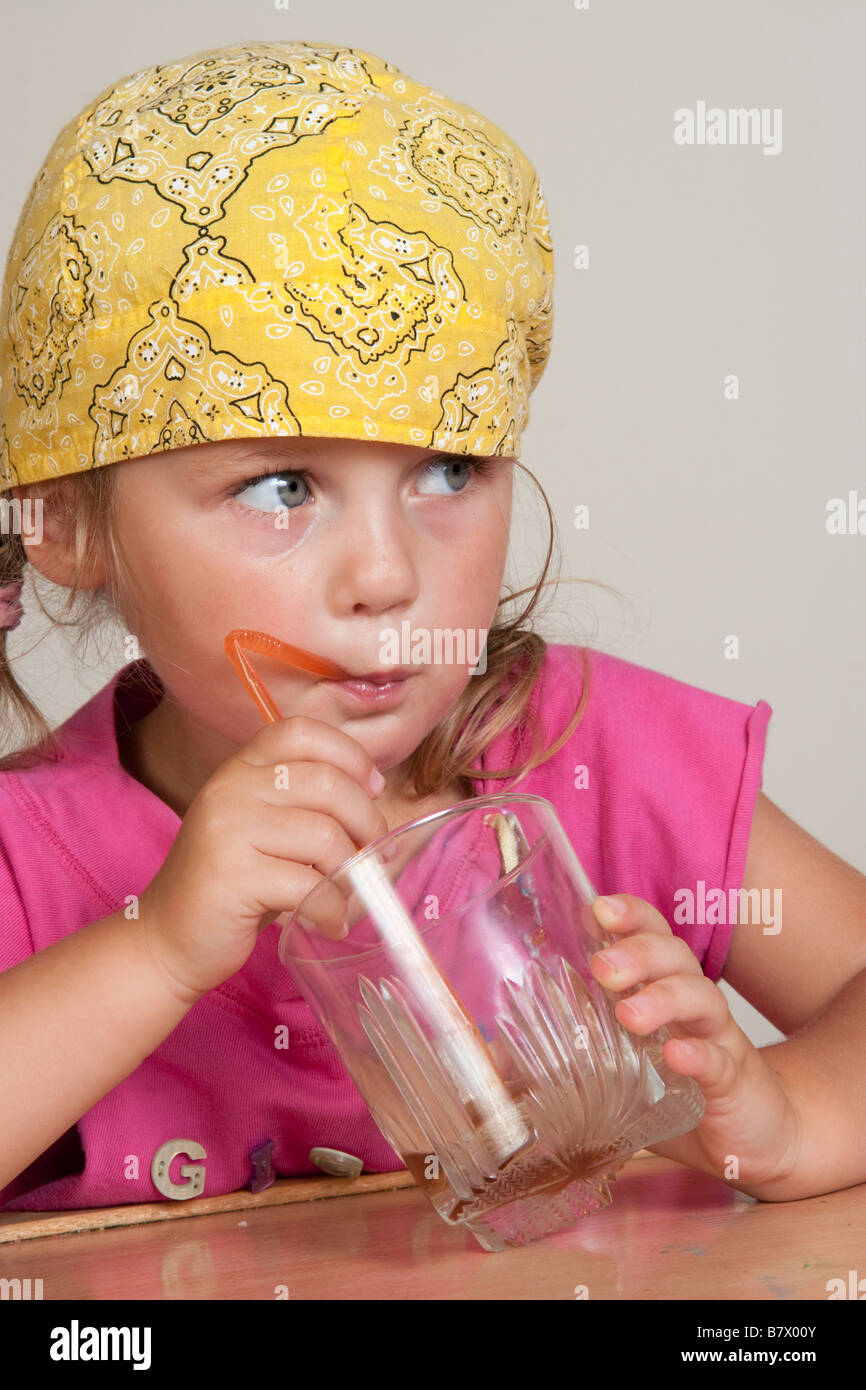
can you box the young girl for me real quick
[0,38,864,1216]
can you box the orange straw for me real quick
[224,629,350,723]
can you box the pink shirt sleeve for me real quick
[477,644,773,983]
[0,811,87,1204]
[0,827,35,972]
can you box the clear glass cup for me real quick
[278,793,705,1253]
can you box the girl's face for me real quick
[109,434,514,782]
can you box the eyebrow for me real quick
[182,437,466,476]
[182,436,331,474]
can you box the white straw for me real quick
[346,852,530,1166]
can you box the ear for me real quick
[7,480,106,589]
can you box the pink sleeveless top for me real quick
[0,645,771,1210]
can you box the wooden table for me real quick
[1,1151,863,1300]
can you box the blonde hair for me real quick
[0,459,597,791]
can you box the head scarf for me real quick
[0,38,553,493]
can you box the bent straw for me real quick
[224,629,530,1167]
[225,628,349,722]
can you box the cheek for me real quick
[449,506,509,599]
[111,504,237,634]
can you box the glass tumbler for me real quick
[278,793,704,1253]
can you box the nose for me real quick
[325,492,420,615]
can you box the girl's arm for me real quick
[0,911,198,1195]
[719,791,866,1198]
[723,792,866,1034]
[588,787,866,1201]
[754,969,866,1198]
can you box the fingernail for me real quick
[619,996,645,1018]
[368,768,386,795]
[594,894,627,921]
[297,912,348,939]
[595,949,629,973]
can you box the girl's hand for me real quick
[588,893,805,1196]
[137,716,390,1003]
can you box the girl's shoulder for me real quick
[534,641,771,756]
[521,642,773,981]
[0,661,172,970]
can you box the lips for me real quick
[322,669,415,708]
[329,667,415,684]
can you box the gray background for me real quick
[3,1,865,1047]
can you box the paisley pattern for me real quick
[0,40,554,489]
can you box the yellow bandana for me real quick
[0,39,554,491]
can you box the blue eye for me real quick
[231,472,308,513]
[229,454,499,516]
[417,456,479,496]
